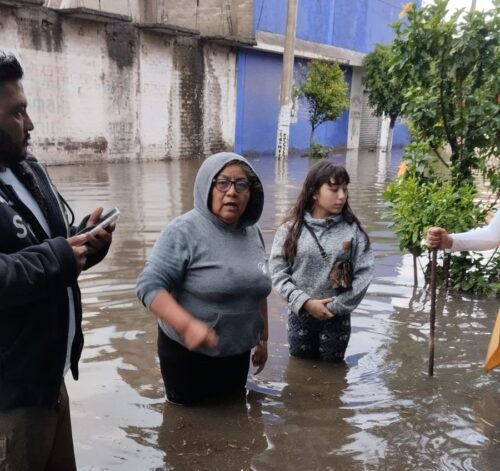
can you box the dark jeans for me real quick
[0,381,76,471]
[157,326,250,405]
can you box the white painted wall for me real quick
[0,5,237,164]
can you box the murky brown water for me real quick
[49,150,499,471]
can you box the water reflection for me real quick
[252,359,357,471]
[46,149,499,471]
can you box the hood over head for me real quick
[193,152,264,228]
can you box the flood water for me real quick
[49,150,499,471]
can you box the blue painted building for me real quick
[235,0,420,154]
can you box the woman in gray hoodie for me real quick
[270,160,373,362]
[137,152,272,404]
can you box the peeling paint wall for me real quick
[162,0,254,37]
[203,44,236,155]
[48,0,254,37]
[0,4,236,164]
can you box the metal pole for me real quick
[471,0,476,11]
[428,249,438,376]
[275,0,298,160]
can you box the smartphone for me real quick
[78,207,120,235]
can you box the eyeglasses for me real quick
[212,178,250,193]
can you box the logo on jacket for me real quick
[13,215,28,239]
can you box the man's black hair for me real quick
[0,51,23,85]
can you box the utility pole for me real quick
[275,0,298,160]
[471,0,476,10]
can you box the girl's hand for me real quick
[304,298,334,321]
[181,318,218,350]
[252,343,268,374]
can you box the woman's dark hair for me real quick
[0,52,23,87]
[282,160,370,262]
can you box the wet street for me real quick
[49,150,499,471]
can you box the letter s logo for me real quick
[13,215,28,239]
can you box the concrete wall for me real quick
[47,0,254,37]
[161,0,253,37]
[1,4,236,164]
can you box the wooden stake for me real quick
[428,249,438,376]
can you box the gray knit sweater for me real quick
[269,212,374,316]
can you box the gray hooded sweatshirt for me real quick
[136,152,272,357]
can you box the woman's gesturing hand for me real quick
[304,298,334,321]
[182,318,218,350]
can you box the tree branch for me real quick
[439,47,456,159]
[431,146,450,168]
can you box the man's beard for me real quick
[0,128,27,167]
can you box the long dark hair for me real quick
[282,160,370,262]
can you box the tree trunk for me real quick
[413,253,418,286]
[379,115,396,151]
[310,126,316,148]
[387,115,397,151]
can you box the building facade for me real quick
[0,0,416,163]
[235,0,417,154]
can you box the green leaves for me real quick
[383,142,498,295]
[382,1,500,295]
[383,174,482,257]
[296,60,349,146]
[449,251,500,296]
[362,44,404,126]
[390,0,499,190]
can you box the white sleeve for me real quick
[448,210,500,252]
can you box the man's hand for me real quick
[67,234,89,276]
[85,207,114,254]
[181,318,218,351]
[251,343,267,374]
[426,227,453,250]
[304,298,334,321]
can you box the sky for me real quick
[423,0,495,11]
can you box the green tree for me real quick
[362,44,404,150]
[391,0,499,188]
[382,0,500,295]
[383,144,489,289]
[296,60,349,151]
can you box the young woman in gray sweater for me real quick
[270,160,374,361]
